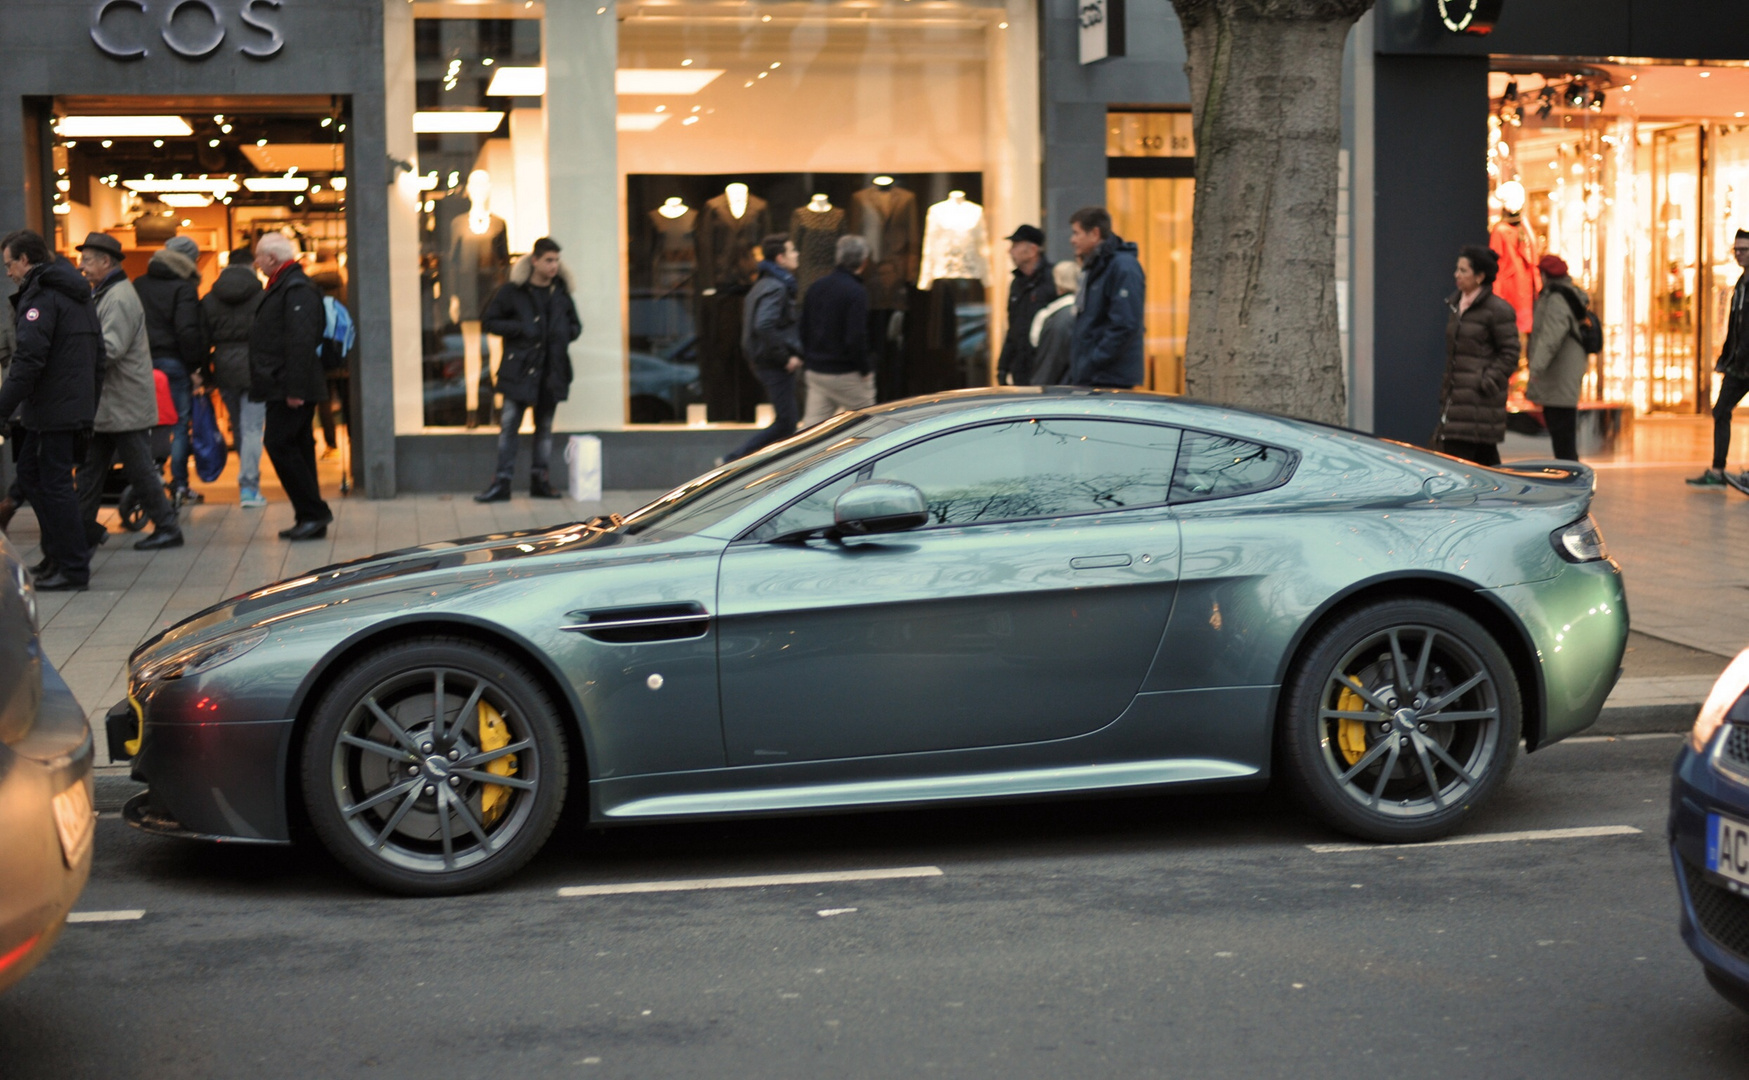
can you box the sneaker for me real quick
[239,488,267,508]
[1687,469,1728,487]
[1727,472,1749,497]
[172,485,206,506]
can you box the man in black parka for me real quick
[249,233,332,539]
[474,237,580,502]
[0,230,100,590]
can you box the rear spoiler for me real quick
[1493,459,1595,492]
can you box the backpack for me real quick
[1553,284,1603,355]
[318,295,356,371]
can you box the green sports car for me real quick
[112,389,1626,894]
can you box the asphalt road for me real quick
[3,733,1745,1079]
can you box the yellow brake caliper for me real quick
[1336,687,1371,766]
[476,701,518,826]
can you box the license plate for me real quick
[51,779,95,869]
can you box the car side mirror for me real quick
[833,481,928,536]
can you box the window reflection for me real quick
[1170,431,1296,501]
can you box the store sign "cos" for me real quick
[91,0,285,61]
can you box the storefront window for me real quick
[617,0,1029,424]
[1488,62,1749,416]
[1106,110,1194,396]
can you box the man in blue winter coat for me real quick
[1066,207,1145,389]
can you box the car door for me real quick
[715,417,1184,765]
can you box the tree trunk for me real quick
[1171,0,1372,425]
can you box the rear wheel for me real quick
[301,638,568,895]
[1277,599,1521,843]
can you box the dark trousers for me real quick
[1441,438,1502,467]
[76,429,177,538]
[494,390,557,481]
[264,401,331,524]
[1714,374,1749,470]
[17,429,91,581]
[155,357,194,491]
[727,367,800,461]
[1542,406,1579,462]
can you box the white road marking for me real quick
[1307,825,1642,854]
[65,910,145,923]
[558,866,943,897]
[1562,732,1684,744]
[816,907,858,917]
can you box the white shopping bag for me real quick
[564,434,602,502]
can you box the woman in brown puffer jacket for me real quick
[1436,244,1522,466]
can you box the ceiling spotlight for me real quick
[153,139,164,148]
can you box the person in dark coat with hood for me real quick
[202,248,266,508]
[1066,207,1145,388]
[997,224,1057,386]
[0,230,101,590]
[1436,245,1522,467]
[134,234,206,502]
[249,233,332,539]
[726,233,804,462]
[474,237,581,502]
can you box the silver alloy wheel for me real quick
[328,666,540,874]
[1315,625,1501,819]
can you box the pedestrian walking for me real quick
[473,237,580,502]
[997,224,1056,386]
[1027,260,1081,386]
[1524,254,1590,462]
[1691,229,1749,489]
[73,233,181,551]
[798,235,874,428]
[1435,245,1521,467]
[726,234,804,462]
[135,234,205,504]
[249,233,332,540]
[202,248,266,507]
[1065,207,1145,388]
[0,230,100,590]
[0,279,18,533]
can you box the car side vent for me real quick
[560,603,711,644]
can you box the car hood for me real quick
[131,517,632,664]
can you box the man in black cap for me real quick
[997,224,1057,386]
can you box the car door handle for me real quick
[1070,554,1132,570]
[560,603,711,643]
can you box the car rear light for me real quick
[1693,649,1749,753]
[1550,514,1609,562]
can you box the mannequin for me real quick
[918,190,992,289]
[850,175,921,400]
[649,196,698,296]
[447,169,510,427]
[725,182,749,220]
[807,194,832,213]
[1490,180,1540,335]
[696,182,772,420]
[658,196,690,219]
[790,192,846,298]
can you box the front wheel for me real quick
[1276,599,1521,843]
[301,638,569,895]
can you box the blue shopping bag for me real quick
[190,391,227,484]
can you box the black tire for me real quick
[118,487,147,531]
[1277,598,1521,843]
[301,637,569,895]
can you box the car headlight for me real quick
[134,628,270,685]
[1550,514,1609,563]
[1692,649,1749,753]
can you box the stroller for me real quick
[105,369,177,532]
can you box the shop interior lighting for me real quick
[242,176,311,192]
[615,69,724,95]
[53,115,193,138]
[486,67,546,96]
[616,113,671,131]
[159,193,214,208]
[412,111,506,133]
[124,178,239,194]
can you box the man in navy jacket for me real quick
[1066,207,1145,389]
[797,236,874,427]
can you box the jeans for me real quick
[16,428,90,581]
[219,388,266,492]
[155,357,193,490]
[494,391,558,481]
[264,400,330,524]
[1440,438,1502,467]
[728,366,799,461]
[1542,406,1579,462]
[77,428,177,536]
[1714,374,1749,470]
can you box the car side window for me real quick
[754,419,1180,539]
[1170,430,1296,502]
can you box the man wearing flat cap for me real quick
[997,224,1057,386]
[75,232,181,551]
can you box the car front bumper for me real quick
[1669,736,1749,999]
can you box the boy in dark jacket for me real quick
[1,230,100,590]
[202,249,266,507]
[249,234,331,539]
[134,234,205,502]
[727,234,804,461]
[475,237,581,502]
[1066,207,1145,389]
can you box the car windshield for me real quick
[620,412,902,538]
